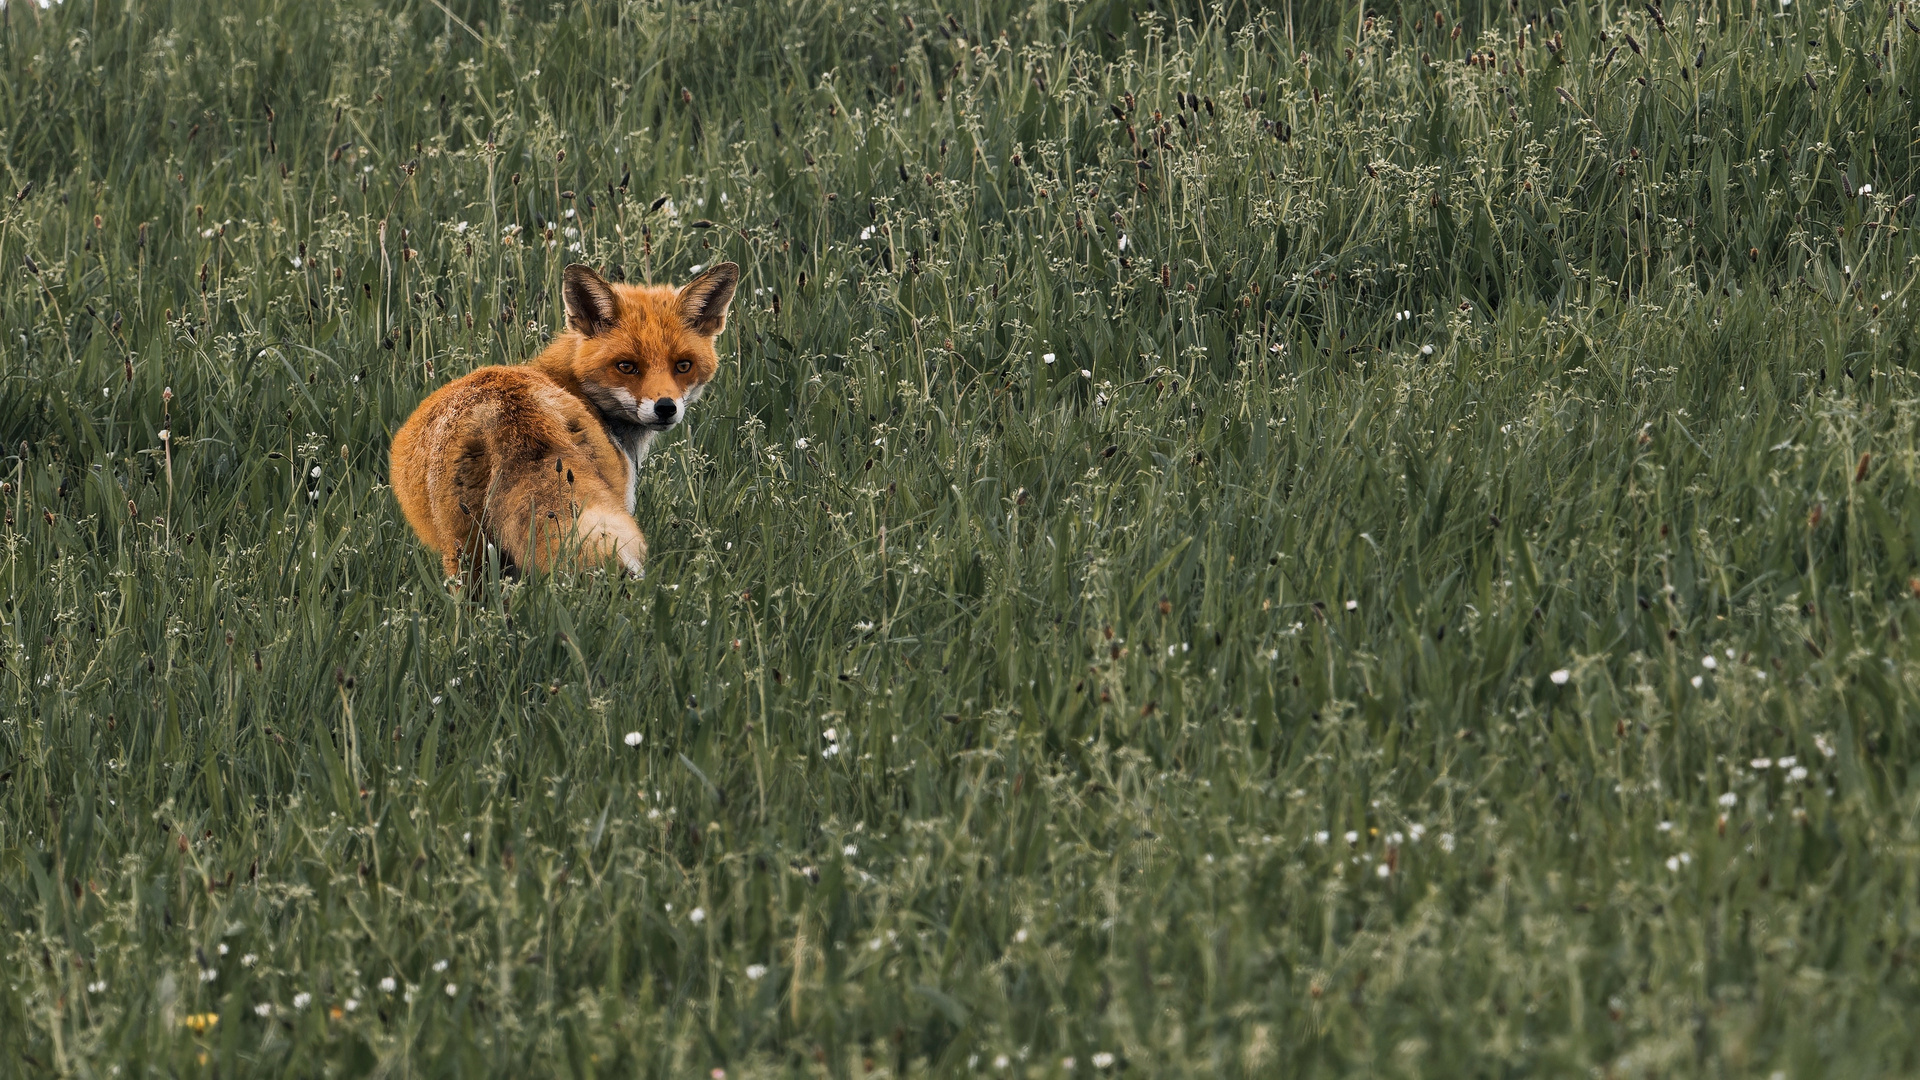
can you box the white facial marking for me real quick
[607,386,640,418]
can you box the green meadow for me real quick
[6,0,1920,1074]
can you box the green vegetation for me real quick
[5,0,1920,1074]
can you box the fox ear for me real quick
[679,262,739,336]
[562,264,619,336]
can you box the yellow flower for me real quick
[182,1012,219,1034]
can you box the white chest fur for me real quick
[614,429,659,514]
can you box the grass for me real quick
[4,0,1920,1074]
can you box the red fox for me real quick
[390,262,738,584]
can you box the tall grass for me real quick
[4,0,1920,1074]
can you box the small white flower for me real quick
[1116,234,1129,250]
[1751,758,1771,770]
[1408,824,1425,842]
[689,264,705,274]
[1691,675,1704,688]
[199,968,218,983]
[1815,734,1836,758]
[432,695,444,706]
[403,985,417,1003]
[1376,863,1391,878]
[1092,1052,1116,1069]
[1550,669,1570,685]
[624,731,643,747]
[292,992,312,1009]
[344,998,359,1012]
[1080,368,1093,378]
[379,977,396,993]
[87,980,106,993]
[1062,1058,1076,1071]
[454,221,470,234]
[1344,831,1359,845]
[843,844,858,857]
[1439,833,1456,853]
[290,256,303,268]
[1658,821,1673,832]
[823,727,838,742]
[745,964,768,981]
[859,226,874,240]
[1013,928,1028,943]
[1666,856,1682,871]
[445,982,458,997]
[1789,765,1808,781]
[1420,344,1435,356]
[217,943,228,956]
[432,959,448,972]
[690,907,706,924]
[822,744,839,758]
[1718,792,1738,808]
[254,1002,272,1017]
[201,228,216,239]
[1344,599,1359,611]
[1042,352,1057,364]
[793,437,810,449]
[994,1056,1011,1070]
[1778,756,1797,768]
[1702,656,1718,670]
[1860,184,1873,195]
[868,938,883,951]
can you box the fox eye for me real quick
[674,359,693,374]
[616,360,638,375]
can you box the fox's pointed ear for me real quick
[562,264,619,336]
[679,262,739,336]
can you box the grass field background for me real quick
[5,0,1920,1074]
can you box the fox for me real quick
[390,261,738,585]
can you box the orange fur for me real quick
[390,262,737,586]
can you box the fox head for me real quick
[556,261,739,432]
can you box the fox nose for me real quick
[654,397,677,421]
